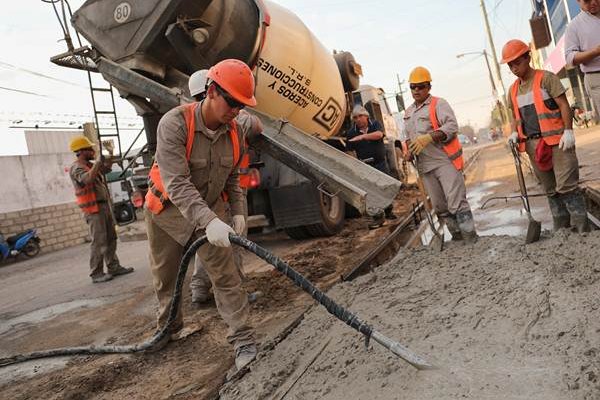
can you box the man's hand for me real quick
[232,215,245,236]
[206,218,235,247]
[408,134,433,155]
[348,134,364,142]
[508,131,519,144]
[558,129,575,151]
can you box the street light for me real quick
[456,50,508,126]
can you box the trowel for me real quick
[510,142,541,244]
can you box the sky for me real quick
[0,0,533,155]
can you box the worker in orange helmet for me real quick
[402,66,477,243]
[144,59,263,370]
[502,39,589,233]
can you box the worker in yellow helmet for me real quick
[68,135,134,283]
[402,66,477,242]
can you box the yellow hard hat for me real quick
[408,66,432,84]
[69,135,95,152]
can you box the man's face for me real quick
[578,0,600,15]
[353,114,368,129]
[508,53,531,78]
[209,84,245,124]
[80,148,95,161]
[410,82,431,103]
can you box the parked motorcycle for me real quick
[0,229,41,262]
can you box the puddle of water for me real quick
[0,298,109,336]
[467,181,502,209]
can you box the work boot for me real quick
[562,190,590,233]
[442,213,463,241]
[456,210,478,244]
[235,343,257,370]
[547,194,570,231]
[109,266,135,277]
[191,286,212,305]
[384,206,397,220]
[368,212,385,229]
[91,273,113,283]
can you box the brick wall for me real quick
[0,202,89,253]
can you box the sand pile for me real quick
[220,231,600,400]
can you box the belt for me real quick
[585,70,600,75]
[517,133,542,143]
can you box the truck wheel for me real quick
[305,193,345,237]
[284,226,312,240]
[22,241,40,258]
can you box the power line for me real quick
[0,60,86,88]
[0,86,50,97]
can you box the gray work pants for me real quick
[421,163,471,216]
[86,202,120,278]
[524,139,580,195]
[584,72,600,122]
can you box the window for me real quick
[548,0,568,41]
[566,0,581,19]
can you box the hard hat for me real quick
[408,66,432,84]
[69,135,95,152]
[189,69,209,97]
[500,39,530,64]
[207,59,257,107]
[351,105,369,118]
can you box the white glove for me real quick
[508,131,519,144]
[205,218,234,247]
[232,215,245,236]
[558,129,575,151]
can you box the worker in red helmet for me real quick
[144,59,263,370]
[502,39,589,233]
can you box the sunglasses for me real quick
[215,85,246,109]
[410,83,430,91]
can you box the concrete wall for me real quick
[25,130,82,155]
[0,153,75,214]
[0,202,88,253]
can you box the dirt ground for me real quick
[0,187,420,400]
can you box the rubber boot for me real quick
[562,191,590,233]
[456,210,478,244]
[547,194,570,231]
[368,212,385,229]
[442,213,463,241]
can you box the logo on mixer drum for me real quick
[313,97,342,132]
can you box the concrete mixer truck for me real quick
[50,0,401,238]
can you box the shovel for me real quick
[509,142,541,244]
[411,160,444,251]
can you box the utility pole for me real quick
[396,73,406,112]
[479,0,510,127]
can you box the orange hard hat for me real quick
[207,59,257,107]
[500,39,530,64]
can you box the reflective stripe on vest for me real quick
[429,96,464,171]
[510,70,565,152]
[74,165,100,215]
[145,103,242,215]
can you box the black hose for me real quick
[0,235,372,368]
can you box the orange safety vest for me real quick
[145,103,242,215]
[510,69,564,153]
[429,96,464,171]
[75,164,100,215]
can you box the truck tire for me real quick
[284,226,312,240]
[305,193,345,237]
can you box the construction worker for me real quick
[186,69,259,306]
[346,105,397,228]
[402,66,477,242]
[564,0,600,122]
[68,135,134,283]
[502,39,589,233]
[144,59,262,370]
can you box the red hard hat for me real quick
[207,59,257,107]
[500,39,530,64]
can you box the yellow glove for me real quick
[409,134,434,155]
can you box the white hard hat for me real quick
[352,105,369,118]
[189,69,209,97]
